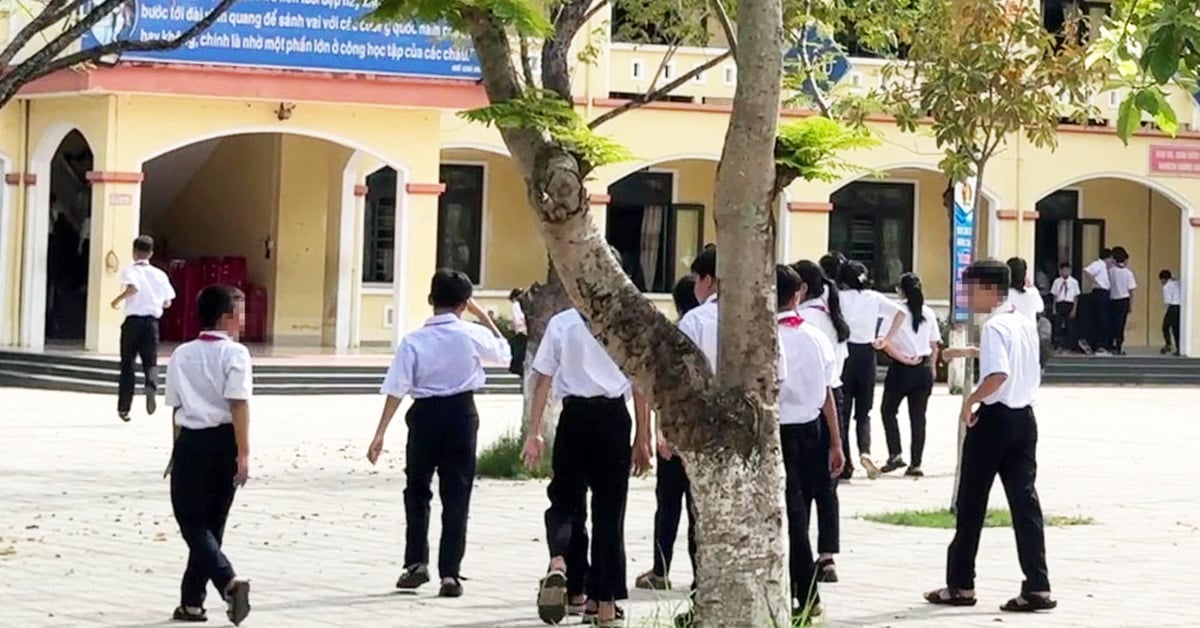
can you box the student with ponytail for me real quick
[835,260,906,480]
[878,273,942,477]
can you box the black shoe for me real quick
[815,557,838,583]
[438,577,463,598]
[224,579,251,626]
[118,411,131,423]
[839,464,854,481]
[880,456,907,473]
[396,564,430,589]
[1161,345,1172,355]
[905,466,924,477]
[172,606,207,622]
[146,391,157,416]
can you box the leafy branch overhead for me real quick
[775,116,878,191]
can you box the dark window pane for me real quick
[437,164,485,284]
[829,181,915,293]
[362,167,398,283]
[605,171,703,293]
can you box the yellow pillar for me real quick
[1188,217,1200,357]
[784,201,832,262]
[994,209,1037,262]
[84,172,143,354]
[399,180,443,345]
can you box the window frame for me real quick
[605,169,709,294]
[437,162,488,286]
[361,166,399,285]
[828,180,917,294]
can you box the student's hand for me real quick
[632,435,653,476]
[959,399,979,428]
[110,299,120,310]
[871,337,888,350]
[829,446,845,479]
[465,299,486,319]
[367,435,385,465]
[656,435,674,460]
[522,434,546,470]
[233,455,250,487]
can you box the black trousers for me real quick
[881,361,933,467]
[1109,298,1131,352]
[781,419,834,605]
[1052,302,1075,349]
[1164,304,1181,350]
[840,343,876,456]
[947,404,1049,594]
[651,453,696,583]
[1088,289,1112,350]
[118,315,159,413]
[545,396,631,602]
[171,424,238,608]
[508,333,527,375]
[403,392,479,578]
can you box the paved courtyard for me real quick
[1,385,1198,627]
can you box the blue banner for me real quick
[951,182,975,323]
[79,0,480,79]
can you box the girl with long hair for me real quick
[1005,257,1044,321]
[879,273,941,477]
[835,260,906,479]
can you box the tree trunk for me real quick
[519,260,571,443]
[950,168,987,511]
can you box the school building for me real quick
[2,1,1200,357]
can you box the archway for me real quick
[43,130,93,344]
[1033,175,1188,353]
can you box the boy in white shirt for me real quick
[1081,248,1114,353]
[1160,269,1182,355]
[110,235,176,421]
[367,269,511,598]
[163,285,252,625]
[1107,247,1137,355]
[930,259,1054,613]
[1049,263,1080,351]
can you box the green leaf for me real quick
[775,117,878,183]
[1150,89,1180,135]
[1135,89,1160,114]
[1144,28,1182,84]
[1116,95,1141,143]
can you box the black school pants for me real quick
[651,453,696,583]
[781,418,834,605]
[171,424,238,608]
[1052,302,1075,349]
[1110,297,1131,352]
[403,392,479,579]
[1088,289,1112,350]
[118,315,159,413]
[881,360,932,467]
[545,396,631,602]
[1164,304,1182,350]
[840,343,876,456]
[947,404,1050,594]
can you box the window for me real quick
[605,171,704,293]
[437,164,485,284]
[692,64,706,83]
[723,64,736,85]
[362,167,398,283]
[829,182,914,293]
[631,59,643,79]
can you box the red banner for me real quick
[1149,144,1200,176]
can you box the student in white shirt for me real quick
[1160,269,1182,355]
[1049,262,1080,350]
[508,288,529,374]
[929,259,1054,613]
[524,308,651,626]
[367,269,511,598]
[1081,248,1114,353]
[792,259,850,581]
[1005,257,1044,321]
[776,264,844,619]
[834,260,906,479]
[163,285,252,626]
[1107,247,1137,355]
[878,273,940,477]
[110,235,176,422]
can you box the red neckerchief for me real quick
[198,332,226,342]
[778,314,805,328]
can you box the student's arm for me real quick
[821,388,844,477]
[961,325,1008,427]
[230,400,251,486]
[874,294,905,346]
[631,387,653,475]
[110,277,136,310]
[368,342,414,464]
[224,347,254,486]
[523,321,561,468]
[162,273,176,310]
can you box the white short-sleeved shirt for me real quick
[510,301,527,335]
[1007,288,1045,321]
[121,261,176,318]
[1109,266,1138,299]
[798,298,847,388]
[1084,259,1111,291]
[678,295,788,380]
[1163,279,1182,306]
[165,331,253,430]
[890,304,941,359]
[1050,276,1080,304]
[778,312,836,425]
[839,289,904,344]
[381,313,512,399]
[978,303,1041,409]
[531,308,631,399]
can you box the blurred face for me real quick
[693,274,717,302]
[1059,266,1071,278]
[221,300,247,339]
[966,282,1005,313]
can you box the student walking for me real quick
[635,277,699,593]
[878,273,940,478]
[1049,263,1080,350]
[524,308,652,626]
[835,260,906,479]
[1160,269,1182,356]
[793,260,850,581]
[163,285,252,625]
[110,235,175,422]
[366,270,511,598]
[776,264,845,620]
[1108,247,1137,355]
[509,288,529,374]
[928,259,1055,613]
[1006,257,1044,322]
[1082,248,1114,353]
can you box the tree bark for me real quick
[518,261,572,443]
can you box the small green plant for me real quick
[863,508,1095,529]
[476,433,550,479]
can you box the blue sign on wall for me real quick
[79,0,480,80]
[785,24,851,100]
[951,182,975,323]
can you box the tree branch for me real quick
[710,0,738,57]
[541,0,592,99]
[519,36,537,87]
[589,48,733,128]
[796,17,834,118]
[0,0,79,69]
[581,0,610,26]
[645,44,679,94]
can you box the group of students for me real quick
[1046,247,1183,356]
[147,238,1053,626]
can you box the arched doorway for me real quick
[45,130,93,343]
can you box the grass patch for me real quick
[476,433,551,480]
[862,508,1094,529]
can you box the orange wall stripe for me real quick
[1189,217,1200,227]
[4,173,36,185]
[787,201,833,213]
[406,182,446,195]
[996,209,1040,221]
[353,184,369,197]
[86,171,144,184]
[588,194,611,205]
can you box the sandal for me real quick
[635,570,672,590]
[1001,594,1057,612]
[537,570,568,625]
[924,587,977,607]
[815,558,838,583]
[567,595,588,616]
[172,606,207,622]
[583,605,625,626]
